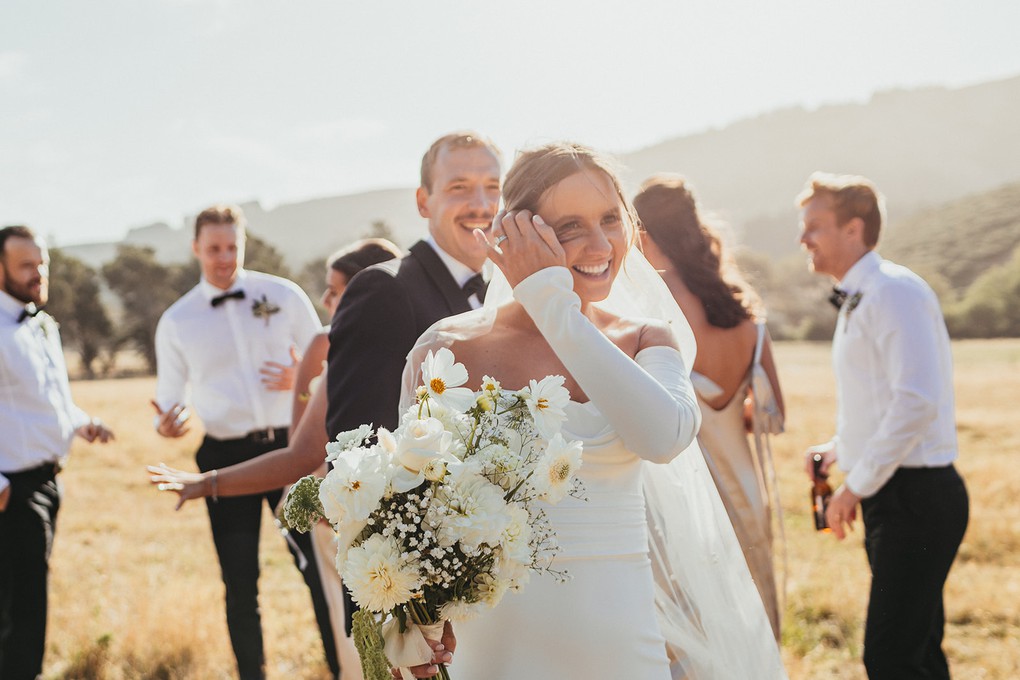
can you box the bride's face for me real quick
[536,168,629,304]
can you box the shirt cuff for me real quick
[844,463,887,499]
[0,473,9,495]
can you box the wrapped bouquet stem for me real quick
[283,348,585,679]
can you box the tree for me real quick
[362,219,399,246]
[102,245,183,373]
[245,232,291,279]
[46,248,115,378]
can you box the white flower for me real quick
[390,418,461,492]
[532,433,583,503]
[472,570,510,607]
[439,598,487,622]
[334,518,368,574]
[343,534,421,612]
[422,457,449,482]
[463,442,523,492]
[319,446,389,524]
[426,466,510,553]
[476,394,494,412]
[480,375,501,395]
[420,348,476,412]
[325,424,374,463]
[500,506,533,563]
[521,375,570,438]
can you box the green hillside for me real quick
[882,181,1020,295]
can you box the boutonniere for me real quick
[251,294,281,326]
[843,292,863,331]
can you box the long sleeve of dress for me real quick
[513,267,701,464]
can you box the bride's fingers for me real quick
[530,214,565,258]
[501,210,527,242]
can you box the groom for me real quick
[797,173,968,679]
[326,131,501,640]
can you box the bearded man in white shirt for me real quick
[0,226,114,680]
[798,173,969,680]
[152,206,339,680]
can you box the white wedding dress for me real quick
[402,256,787,679]
[455,349,682,679]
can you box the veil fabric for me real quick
[400,248,786,679]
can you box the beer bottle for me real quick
[812,453,833,532]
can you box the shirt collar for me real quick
[838,250,881,293]
[425,237,480,287]
[199,268,248,302]
[0,289,32,324]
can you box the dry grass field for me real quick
[40,340,1019,679]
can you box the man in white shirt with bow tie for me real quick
[153,205,338,679]
[0,226,114,680]
[798,173,969,680]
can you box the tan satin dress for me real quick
[691,372,781,639]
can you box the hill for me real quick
[882,181,1020,295]
[62,75,1020,272]
[619,75,1020,257]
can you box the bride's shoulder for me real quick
[595,310,680,357]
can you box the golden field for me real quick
[39,340,1020,679]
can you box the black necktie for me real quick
[462,274,486,303]
[17,303,41,322]
[211,289,246,308]
[828,286,848,310]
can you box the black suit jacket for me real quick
[326,240,474,439]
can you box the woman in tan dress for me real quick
[634,175,786,639]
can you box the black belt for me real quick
[212,427,288,446]
[2,461,61,482]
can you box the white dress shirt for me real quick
[154,269,320,439]
[425,236,488,309]
[832,251,958,498]
[0,290,90,493]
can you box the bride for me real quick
[399,142,786,679]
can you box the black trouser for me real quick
[861,464,969,680]
[0,462,60,680]
[197,431,339,680]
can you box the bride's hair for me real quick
[503,142,638,245]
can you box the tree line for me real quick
[48,237,1020,379]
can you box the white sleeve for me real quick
[154,314,188,411]
[513,267,701,464]
[0,473,8,495]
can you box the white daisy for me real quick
[420,348,476,412]
[521,375,570,438]
[532,433,583,503]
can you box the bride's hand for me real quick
[147,463,209,510]
[475,210,565,288]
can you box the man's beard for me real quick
[1,273,45,307]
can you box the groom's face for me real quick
[417,144,501,272]
[0,236,49,307]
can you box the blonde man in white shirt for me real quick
[0,226,114,680]
[152,206,338,679]
[798,174,969,680]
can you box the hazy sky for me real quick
[3,0,1020,246]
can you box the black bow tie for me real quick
[17,303,42,323]
[462,274,486,303]
[211,289,246,307]
[829,286,849,310]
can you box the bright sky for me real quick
[3,0,1020,247]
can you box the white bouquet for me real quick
[283,348,584,680]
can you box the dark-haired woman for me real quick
[635,175,785,639]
